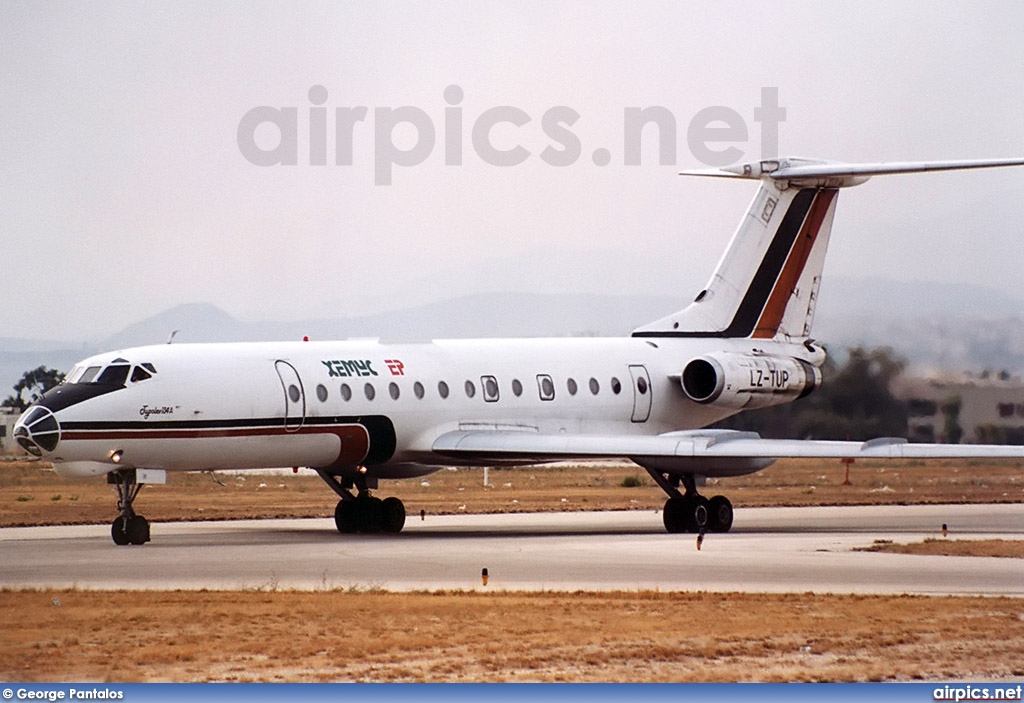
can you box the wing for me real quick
[433,429,1024,477]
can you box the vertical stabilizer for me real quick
[633,174,839,340]
[634,156,1024,340]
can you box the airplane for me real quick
[14,156,1024,545]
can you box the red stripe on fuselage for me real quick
[61,423,372,466]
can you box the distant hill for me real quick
[99,303,252,348]
[96,293,682,349]
[817,276,1022,318]
[2,278,1022,400]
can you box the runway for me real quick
[2,504,1022,594]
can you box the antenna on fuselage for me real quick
[166,329,180,345]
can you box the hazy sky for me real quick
[3,1,1024,342]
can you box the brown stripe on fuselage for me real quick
[60,423,371,466]
[751,188,837,338]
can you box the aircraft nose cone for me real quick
[14,406,61,457]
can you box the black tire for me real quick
[707,495,734,533]
[356,496,384,534]
[126,516,150,545]
[111,517,131,546]
[381,497,406,534]
[334,500,359,533]
[663,497,687,533]
[664,496,708,534]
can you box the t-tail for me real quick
[633,156,1024,341]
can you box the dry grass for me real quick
[858,539,1024,559]
[2,456,1022,528]
[5,458,1024,683]
[3,589,1024,683]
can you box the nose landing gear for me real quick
[108,470,151,545]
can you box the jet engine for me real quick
[680,352,821,409]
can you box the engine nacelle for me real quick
[680,353,821,409]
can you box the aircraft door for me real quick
[275,360,306,431]
[628,364,652,423]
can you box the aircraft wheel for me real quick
[334,500,359,533]
[692,495,709,532]
[707,495,734,533]
[111,517,131,546]
[664,496,709,533]
[355,496,384,534]
[126,515,150,545]
[381,497,406,534]
[663,498,687,533]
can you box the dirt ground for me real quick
[3,590,1024,683]
[858,538,1024,558]
[4,457,1023,683]
[2,456,1023,527]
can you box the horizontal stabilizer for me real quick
[682,156,1024,188]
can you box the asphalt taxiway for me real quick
[1,504,1021,594]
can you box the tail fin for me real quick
[634,165,839,340]
[633,156,1024,340]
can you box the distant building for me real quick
[894,375,1024,444]
[1,406,26,456]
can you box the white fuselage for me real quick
[38,336,821,478]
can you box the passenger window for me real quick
[637,377,648,395]
[465,380,476,398]
[589,378,600,395]
[438,381,450,399]
[316,384,328,402]
[288,385,301,403]
[96,364,130,386]
[567,378,578,396]
[389,382,400,400]
[482,375,499,402]
[611,377,622,395]
[537,374,555,401]
[413,381,425,399]
[512,379,523,397]
[78,366,102,384]
[340,383,352,401]
[364,383,376,401]
[130,366,152,383]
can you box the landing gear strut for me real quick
[108,470,150,546]
[644,469,734,534]
[315,468,406,534]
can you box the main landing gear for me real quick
[644,469,734,534]
[108,470,151,546]
[315,468,406,534]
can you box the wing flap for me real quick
[433,429,1024,464]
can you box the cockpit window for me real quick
[96,364,130,386]
[65,361,157,385]
[78,366,102,384]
